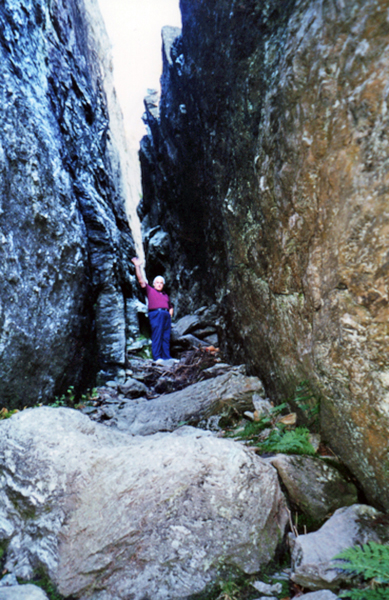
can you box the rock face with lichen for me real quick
[140,0,389,509]
[0,407,288,600]
[0,0,135,407]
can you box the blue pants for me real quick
[149,309,172,360]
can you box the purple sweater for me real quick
[145,284,172,311]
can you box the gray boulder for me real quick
[0,585,49,600]
[109,370,265,435]
[251,580,283,595]
[290,504,389,590]
[270,455,358,521]
[299,592,340,600]
[0,407,288,600]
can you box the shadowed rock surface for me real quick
[270,454,358,522]
[0,407,288,600]
[0,0,135,408]
[140,0,389,509]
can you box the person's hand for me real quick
[131,257,143,267]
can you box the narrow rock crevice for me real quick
[140,0,389,510]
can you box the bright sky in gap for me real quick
[98,0,182,150]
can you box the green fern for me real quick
[340,588,389,600]
[335,543,389,583]
[227,403,288,441]
[256,426,316,455]
[292,380,320,430]
[335,542,389,600]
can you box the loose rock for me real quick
[290,504,389,590]
[270,455,358,521]
[172,314,203,338]
[0,575,18,587]
[0,585,49,600]
[299,592,340,600]
[251,580,283,595]
[117,377,149,398]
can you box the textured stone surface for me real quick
[118,377,149,398]
[140,0,389,508]
[300,592,340,600]
[0,585,49,600]
[0,407,288,600]
[290,504,389,590]
[107,370,265,435]
[270,454,358,521]
[172,314,203,337]
[0,0,135,407]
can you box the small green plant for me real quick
[217,579,240,600]
[48,386,98,409]
[48,398,67,408]
[227,403,288,442]
[339,590,389,600]
[256,425,316,455]
[49,386,75,408]
[230,419,267,440]
[138,345,152,359]
[76,387,99,408]
[16,568,66,600]
[292,380,320,431]
[0,407,19,420]
[131,334,152,359]
[334,542,389,599]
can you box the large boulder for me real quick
[140,0,389,508]
[0,407,288,600]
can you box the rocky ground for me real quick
[1,322,389,600]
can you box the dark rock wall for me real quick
[0,0,134,408]
[140,0,389,509]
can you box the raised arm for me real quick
[131,257,147,288]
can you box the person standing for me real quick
[131,257,174,361]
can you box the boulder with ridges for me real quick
[0,407,288,600]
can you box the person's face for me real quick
[153,278,164,291]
